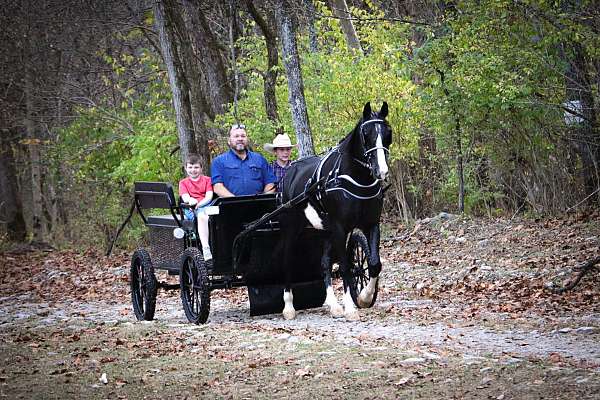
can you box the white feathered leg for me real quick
[283,290,296,320]
[324,285,344,317]
[343,288,359,321]
[358,277,378,308]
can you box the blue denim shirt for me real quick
[211,149,276,196]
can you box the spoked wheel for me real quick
[130,249,158,321]
[179,248,210,324]
[347,230,378,308]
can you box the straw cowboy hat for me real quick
[264,133,297,153]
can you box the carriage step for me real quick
[247,280,326,317]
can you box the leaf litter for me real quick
[1,212,599,398]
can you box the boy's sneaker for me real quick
[202,246,212,262]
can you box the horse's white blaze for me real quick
[283,290,296,320]
[304,203,324,230]
[325,285,344,317]
[376,134,388,180]
[358,277,378,308]
[343,288,359,320]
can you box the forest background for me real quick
[1,0,598,249]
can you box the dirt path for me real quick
[2,287,599,366]
[1,214,599,398]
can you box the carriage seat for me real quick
[146,215,195,230]
[134,181,193,230]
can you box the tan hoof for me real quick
[330,304,344,318]
[283,308,296,320]
[357,295,372,309]
[344,310,360,321]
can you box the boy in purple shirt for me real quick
[264,133,297,192]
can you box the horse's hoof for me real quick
[357,296,372,309]
[330,304,344,318]
[283,308,296,320]
[344,310,360,321]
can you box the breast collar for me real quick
[306,145,383,203]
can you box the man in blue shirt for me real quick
[211,124,276,197]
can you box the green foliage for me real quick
[50,49,181,246]
[224,0,594,215]
[56,50,180,187]
[226,1,422,165]
[56,0,598,232]
[409,0,587,213]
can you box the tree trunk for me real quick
[564,42,599,199]
[437,68,465,213]
[456,128,465,214]
[182,0,233,116]
[245,0,282,133]
[417,129,437,214]
[25,67,45,242]
[304,0,319,52]
[154,0,198,167]
[391,161,412,224]
[0,135,26,242]
[328,0,363,54]
[275,1,315,158]
[165,0,213,169]
[158,0,231,167]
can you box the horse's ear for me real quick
[380,102,388,119]
[362,102,372,120]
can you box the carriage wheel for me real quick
[130,249,158,321]
[347,230,378,308]
[179,248,210,324]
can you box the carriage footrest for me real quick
[247,280,326,317]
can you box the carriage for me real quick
[121,101,390,323]
[128,181,374,324]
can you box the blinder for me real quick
[358,118,391,175]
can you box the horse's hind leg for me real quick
[321,240,343,317]
[358,225,382,308]
[332,225,359,321]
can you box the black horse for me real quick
[278,102,392,320]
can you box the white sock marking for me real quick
[283,290,296,320]
[358,277,378,307]
[343,288,357,316]
[325,285,343,317]
[304,203,324,230]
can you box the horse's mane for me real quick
[337,111,381,152]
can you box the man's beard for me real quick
[233,143,246,152]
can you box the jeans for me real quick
[183,204,209,220]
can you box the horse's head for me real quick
[356,101,392,181]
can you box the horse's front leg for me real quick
[280,212,303,320]
[321,240,343,317]
[358,224,382,308]
[333,225,359,321]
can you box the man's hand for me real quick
[187,198,198,206]
[263,183,275,194]
[213,183,235,198]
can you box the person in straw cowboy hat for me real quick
[264,133,297,192]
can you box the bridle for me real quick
[354,118,390,173]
